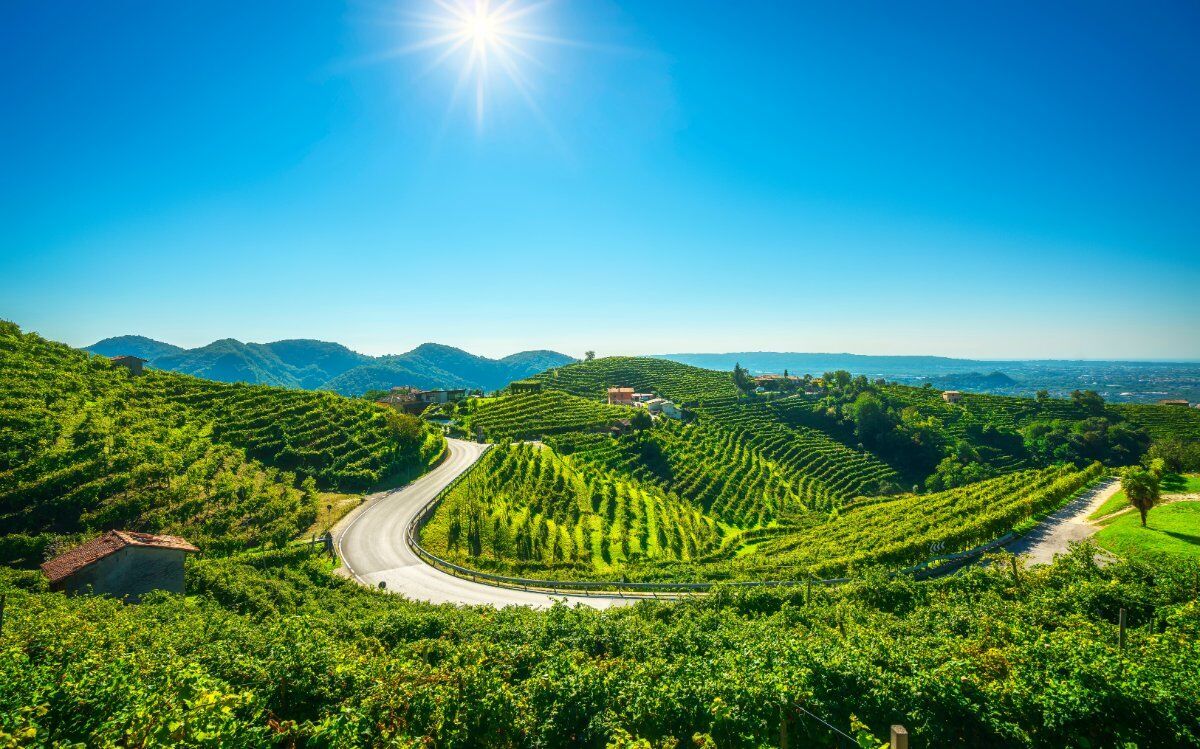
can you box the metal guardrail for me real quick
[399,443,1086,598]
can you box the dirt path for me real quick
[1006,479,1120,565]
[1091,493,1200,524]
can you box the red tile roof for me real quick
[41,530,199,584]
[109,355,148,363]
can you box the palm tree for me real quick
[1122,467,1161,527]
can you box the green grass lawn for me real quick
[1089,473,1200,520]
[1094,500,1200,561]
[1090,488,1128,520]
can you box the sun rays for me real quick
[395,0,566,132]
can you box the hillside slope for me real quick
[2,322,443,562]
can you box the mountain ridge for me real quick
[84,335,576,396]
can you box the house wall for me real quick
[59,547,188,602]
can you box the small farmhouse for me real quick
[942,390,963,404]
[1158,399,1190,407]
[609,418,633,436]
[660,401,683,420]
[109,355,148,376]
[41,530,199,602]
[631,393,655,404]
[607,387,634,406]
[418,389,468,405]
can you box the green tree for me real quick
[1071,389,1105,415]
[629,409,652,431]
[732,363,752,393]
[848,393,893,446]
[584,350,596,361]
[1122,467,1160,527]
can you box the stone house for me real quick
[109,355,148,376]
[942,390,963,404]
[41,530,199,602]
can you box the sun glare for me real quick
[395,0,567,132]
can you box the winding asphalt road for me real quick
[333,438,632,609]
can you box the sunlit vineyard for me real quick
[0,321,441,561]
[734,462,1106,577]
[695,399,902,502]
[532,356,738,403]
[422,437,1107,582]
[467,390,630,440]
[419,443,725,578]
[547,414,895,526]
[1114,403,1200,441]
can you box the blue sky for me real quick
[2,1,1198,359]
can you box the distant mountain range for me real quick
[653,352,1200,403]
[85,336,576,396]
[82,337,1200,404]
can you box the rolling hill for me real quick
[84,335,575,395]
[1,322,444,562]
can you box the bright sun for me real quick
[466,6,501,44]
[398,0,565,131]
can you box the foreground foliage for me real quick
[2,545,1197,748]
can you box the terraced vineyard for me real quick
[417,357,1175,583]
[143,376,442,490]
[420,443,725,578]
[0,321,442,560]
[467,390,630,440]
[548,411,897,526]
[1114,403,1200,441]
[735,462,1106,577]
[532,356,738,403]
[695,399,901,502]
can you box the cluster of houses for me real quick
[606,387,683,419]
[375,386,468,414]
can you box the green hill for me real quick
[84,334,185,362]
[532,356,739,403]
[85,335,576,395]
[2,322,443,562]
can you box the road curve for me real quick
[333,438,633,609]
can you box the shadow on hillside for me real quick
[1163,530,1200,546]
